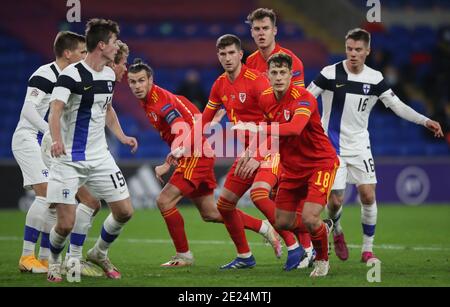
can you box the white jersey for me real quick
[307,60,427,156]
[50,60,115,162]
[14,61,61,143]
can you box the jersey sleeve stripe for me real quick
[55,75,77,93]
[313,73,331,91]
[28,76,54,94]
[373,78,390,97]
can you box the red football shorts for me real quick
[276,160,339,212]
[224,153,281,198]
[169,156,217,199]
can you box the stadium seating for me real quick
[0,0,448,159]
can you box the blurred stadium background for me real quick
[0,0,449,209]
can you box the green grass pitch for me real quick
[0,205,449,287]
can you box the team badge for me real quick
[284,109,290,121]
[150,112,158,121]
[363,84,371,95]
[239,92,246,103]
[107,81,113,92]
[62,189,70,199]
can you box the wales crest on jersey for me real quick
[239,92,246,103]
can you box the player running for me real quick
[126,58,280,267]
[307,28,443,263]
[233,53,338,277]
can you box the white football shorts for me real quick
[47,152,130,205]
[12,130,49,189]
[332,148,377,190]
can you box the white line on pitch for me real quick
[1,236,449,252]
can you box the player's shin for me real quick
[92,213,125,257]
[49,226,67,264]
[327,204,343,235]
[309,222,329,261]
[250,188,297,248]
[361,201,377,253]
[22,196,48,257]
[39,206,56,263]
[236,209,262,232]
[69,203,95,260]
[217,197,251,256]
[161,207,190,253]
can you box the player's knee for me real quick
[275,216,293,231]
[360,192,375,205]
[302,213,320,232]
[156,194,172,212]
[56,222,74,237]
[114,211,133,224]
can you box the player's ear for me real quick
[63,49,71,61]
[273,26,278,37]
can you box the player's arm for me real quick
[22,74,56,133]
[233,101,314,137]
[106,104,138,153]
[291,57,305,87]
[307,70,332,98]
[48,99,65,157]
[267,109,311,136]
[48,72,76,158]
[377,81,444,138]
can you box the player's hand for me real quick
[121,136,138,153]
[231,121,261,134]
[234,148,251,177]
[211,109,227,125]
[50,139,66,158]
[236,157,260,180]
[425,120,444,138]
[166,147,185,166]
[155,162,171,184]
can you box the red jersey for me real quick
[140,85,213,156]
[205,65,269,125]
[246,44,305,87]
[258,85,336,174]
[204,65,270,149]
